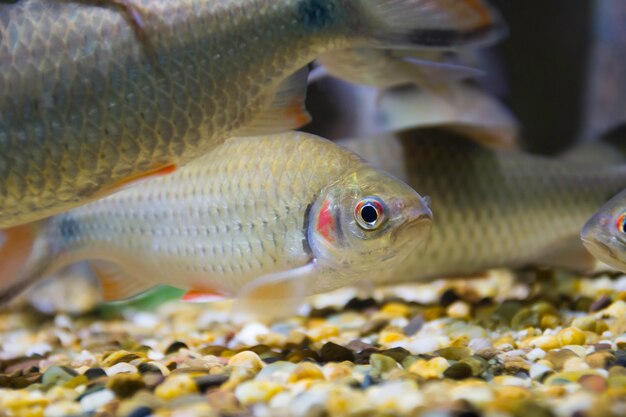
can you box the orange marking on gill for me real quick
[316,199,335,243]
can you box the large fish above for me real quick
[0,0,503,228]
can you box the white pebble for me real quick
[106,362,138,375]
[232,322,270,347]
[79,389,115,412]
[468,338,492,352]
[406,337,440,355]
[27,343,52,356]
[529,363,552,380]
[527,348,546,362]
[131,312,159,329]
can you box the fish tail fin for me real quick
[0,222,53,306]
[354,0,506,49]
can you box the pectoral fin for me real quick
[235,67,311,136]
[230,262,317,321]
[91,261,155,302]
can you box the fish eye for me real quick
[616,213,626,234]
[355,197,386,230]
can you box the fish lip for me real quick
[390,212,432,242]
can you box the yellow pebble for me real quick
[234,380,282,405]
[423,307,445,321]
[557,327,586,347]
[447,301,471,320]
[323,363,353,381]
[227,351,264,373]
[309,324,339,342]
[379,330,406,344]
[494,385,531,401]
[408,357,450,379]
[601,300,626,318]
[380,302,410,318]
[154,375,198,400]
[493,335,516,349]
[540,314,560,330]
[289,362,326,383]
[530,335,560,351]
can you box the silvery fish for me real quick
[0,0,503,228]
[581,188,626,273]
[340,127,626,284]
[0,132,432,308]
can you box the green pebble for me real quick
[370,353,398,374]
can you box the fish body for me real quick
[581,188,626,273]
[0,0,502,228]
[340,128,626,284]
[0,132,431,303]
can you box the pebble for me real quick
[0,270,624,417]
[234,380,282,405]
[106,362,138,376]
[530,363,553,380]
[227,351,264,373]
[154,375,198,400]
[319,342,354,362]
[408,357,450,379]
[443,362,473,380]
[106,373,146,398]
[79,389,115,412]
[447,301,471,320]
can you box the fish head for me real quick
[308,165,432,277]
[581,190,626,272]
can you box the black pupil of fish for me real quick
[361,204,379,224]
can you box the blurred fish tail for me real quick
[0,222,53,305]
[356,0,506,49]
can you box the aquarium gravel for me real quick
[1,271,626,417]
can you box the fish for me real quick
[0,132,432,310]
[339,127,626,284]
[581,188,626,273]
[0,0,503,229]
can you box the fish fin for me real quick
[376,86,519,149]
[356,0,506,48]
[235,67,311,136]
[181,290,227,303]
[230,263,318,322]
[318,49,482,91]
[0,223,51,306]
[94,163,176,198]
[534,239,597,273]
[91,261,155,302]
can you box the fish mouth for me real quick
[392,212,433,243]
